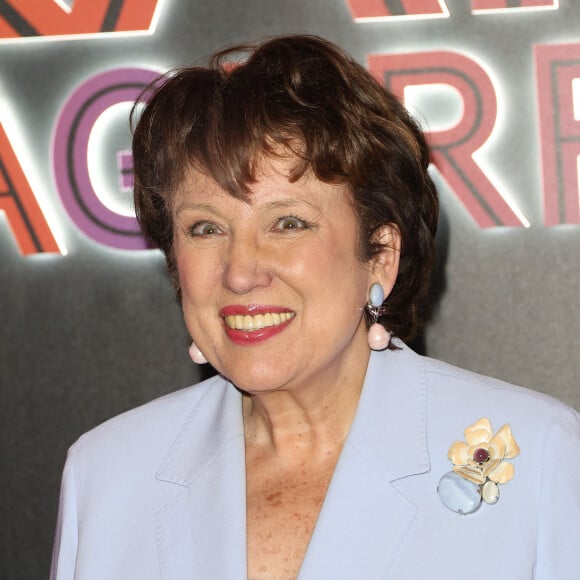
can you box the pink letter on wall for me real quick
[535,42,580,226]
[52,67,160,250]
[368,50,525,227]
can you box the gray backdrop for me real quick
[1,1,579,578]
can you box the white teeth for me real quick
[224,312,295,331]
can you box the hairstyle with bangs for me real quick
[132,34,439,342]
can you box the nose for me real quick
[222,233,273,295]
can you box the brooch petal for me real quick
[438,417,520,514]
[448,441,470,464]
[464,418,493,443]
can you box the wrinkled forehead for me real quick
[172,142,313,205]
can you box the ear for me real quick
[369,223,401,298]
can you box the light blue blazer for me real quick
[51,343,580,579]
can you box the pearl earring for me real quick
[188,342,208,364]
[366,283,391,351]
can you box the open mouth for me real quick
[223,312,295,332]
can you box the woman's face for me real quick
[172,156,391,396]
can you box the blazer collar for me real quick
[154,377,247,579]
[299,343,430,579]
[155,342,429,485]
[154,343,430,579]
[155,376,244,486]
[348,341,430,481]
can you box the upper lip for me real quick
[219,304,294,317]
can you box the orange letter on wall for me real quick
[472,0,557,12]
[0,123,59,254]
[0,0,159,39]
[346,0,448,20]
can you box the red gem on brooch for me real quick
[473,447,490,463]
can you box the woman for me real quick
[51,35,579,579]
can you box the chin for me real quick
[220,363,294,395]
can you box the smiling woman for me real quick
[50,35,580,580]
[172,160,385,397]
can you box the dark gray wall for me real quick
[1,1,578,578]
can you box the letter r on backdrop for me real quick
[368,51,525,227]
[535,42,580,226]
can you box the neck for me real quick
[242,350,369,460]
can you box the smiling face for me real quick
[172,156,397,396]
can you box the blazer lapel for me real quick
[299,344,430,580]
[152,343,428,579]
[154,378,247,579]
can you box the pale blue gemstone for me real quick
[369,283,384,307]
[437,471,482,515]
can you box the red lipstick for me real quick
[220,305,295,345]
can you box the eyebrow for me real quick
[173,201,222,216]
[174,197,319,216]
[259,198,319,212]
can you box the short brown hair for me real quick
[132,34,438,342]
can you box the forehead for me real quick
[173,153,350,211]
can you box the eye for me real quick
[273,215,310,231]
[188,221,223,236]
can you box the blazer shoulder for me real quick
[69,373,228,460]
[418,351,576,421]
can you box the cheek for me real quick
[176,255,196,298]
[176,248,222,301]
[296,249,368,314]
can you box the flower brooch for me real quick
[437,418,520,515]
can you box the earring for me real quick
[366,283,391,351]
[188,342,208,364]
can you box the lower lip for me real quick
[223,317,294,345]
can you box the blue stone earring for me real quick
[366,283,391,350]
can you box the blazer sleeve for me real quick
[50,448,79,580]
[534,407,580,579]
